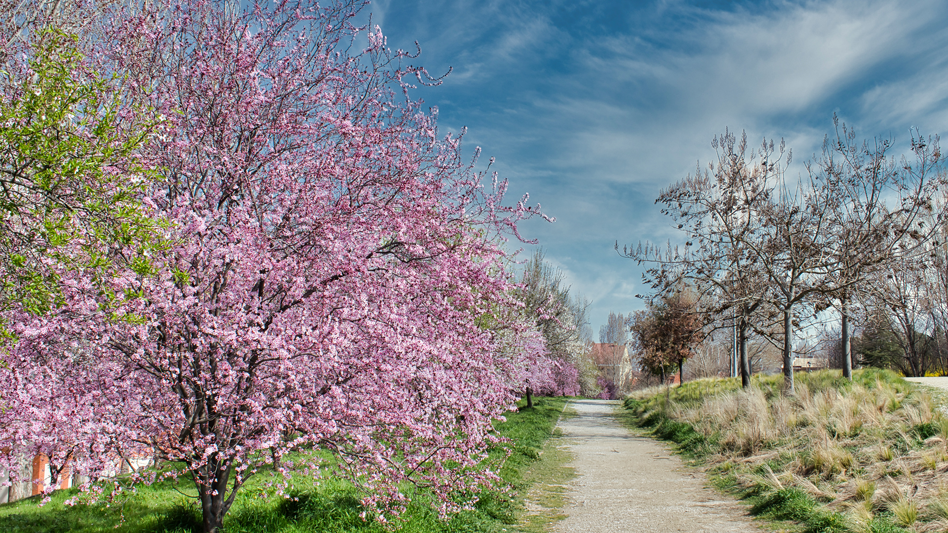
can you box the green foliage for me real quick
[0,29,164,318]
[623,376,743,413]
[750,488,852,533]
[864,517,911,533]
[652,418,708,456]
[494,398,568,489]
[803,511,851,533]
[911,421,938,440]
[853,321,915,371]
[750,488,816,523]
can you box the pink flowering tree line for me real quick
[0,1,569,531]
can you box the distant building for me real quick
[789,357,824,372]
[0,451,152,504]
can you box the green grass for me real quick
[510,404,576,533]
[0,397,570,532]
[749,487,850,533]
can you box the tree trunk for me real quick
[732,320,738,378]
[197,462,235,533]
[659,366,669,405]
[524,387,534,409]
[783,308,795,395]
[270,447,281,470]
[679,361,684,385]
[200,488,225,533]
[739,319,751,389]
[841,300,852,380]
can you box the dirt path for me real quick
[549,399,760,533]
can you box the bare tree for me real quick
[686,340,729,379]
[924,213,948,375]
[595,311,629,388]
[0,0,121,53]
[811,117,945,379]
[868,253,938,376]
[753,175,841,393]
[623,130,782,388]
[519,250,579,356]
[624,124,945,394]
[599,311,629,346]
[915,187,948,374]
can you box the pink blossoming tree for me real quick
[0,1,547,531]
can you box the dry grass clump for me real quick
[874,478,922,528]
[854,477,876,502]
[921,450,941,470]
[805,439,853,477]
[916,490,948,532]
[891,497,920,527]
[845,499,874,533]
[700,387,777,455]
[875,444,894,462]
[627,368,948,531]
[827,394,863,438]
[930,494,948,520]
[771,394,801,430]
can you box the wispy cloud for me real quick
[859,54,948,135]
[364,0,948,329]
[667,1,923,115]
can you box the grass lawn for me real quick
[0,397,570,533]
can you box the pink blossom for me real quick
[0,0,547,529]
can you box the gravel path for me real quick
[550,399,760,533]
[905,376,948,391]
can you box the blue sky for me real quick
[366,0,948,334]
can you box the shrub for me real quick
[912,421,938,440]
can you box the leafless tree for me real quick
[814,327,846,370]
[625,123,945,393]
[622,130,783,388]
[686,340,729,379]
[811,117,945,379]
[0,0,122,53]
[867,252,939,376]
[753,174,841,393]
[596,311,629,388]
[924,219,948,375]
[684,335,781,380]
[599,311,629,347]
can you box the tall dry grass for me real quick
[625,369,948,532]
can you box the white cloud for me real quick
[859,59,948,134]
[364,0,948,331]
[673,1,920,116]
